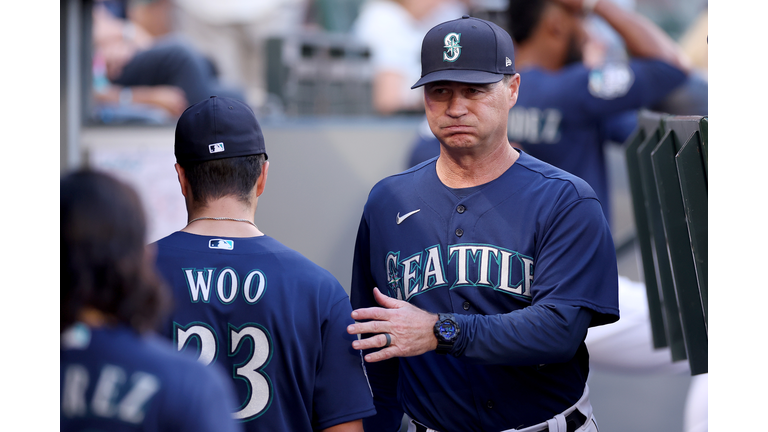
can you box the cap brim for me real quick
[411,70,505,89]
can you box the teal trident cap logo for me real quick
[443,33,461,62]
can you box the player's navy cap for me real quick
[174,95,267,164]
[411,15,516,89]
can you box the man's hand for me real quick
[556,0,692,73]
[348,288,439,362]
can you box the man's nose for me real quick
[445,94,468,117]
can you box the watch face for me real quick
[438,320,458,339]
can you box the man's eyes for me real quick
[427,88,450,97]
[438,87,479,91]
[427,86,486,96]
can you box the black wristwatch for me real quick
[433,313,460,355]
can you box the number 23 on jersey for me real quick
[175,322,274,421]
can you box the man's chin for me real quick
[439,134,477,149]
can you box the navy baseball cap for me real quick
[174,95,267,164]
[411,15,516,89]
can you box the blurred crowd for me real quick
[89,0,707,123]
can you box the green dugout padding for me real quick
[676,120,707,326]
[624,111,708,376]
[638,115,688,363]
[624,113,670,351]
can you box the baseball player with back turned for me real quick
[347,16,619,432]
[152,96,376,431]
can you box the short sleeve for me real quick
[312,296,376,429]
[580,59,687,118]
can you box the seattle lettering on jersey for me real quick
[385,243,534,302]
[183,267,267,304]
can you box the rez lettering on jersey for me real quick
[507,107,562,144]
[182,267,267,304]
[61,364,160,424]
[386,243,534,302]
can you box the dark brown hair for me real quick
[60,169,170,334]
[181,154,266,207]
[507,0,549,44]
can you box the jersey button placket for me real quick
[455,205,465,237]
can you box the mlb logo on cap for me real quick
[412,15,516,89]
[209,142,225,154]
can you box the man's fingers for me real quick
[347,318,387,336]
[350,305,390,322]
[349,288,403,323]
[348,287,434,362]
[351,333,392,351]
[363,348,395,363]
[373,287,401,308]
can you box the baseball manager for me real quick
[348,16,619,432]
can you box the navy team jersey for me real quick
[351,151,619,431]
[509,59,687,224]
[61,324,242,432]
[153,233,376,431]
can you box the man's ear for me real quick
[174,163,191,199]
[507,74,521,109]
[256,161,269,197]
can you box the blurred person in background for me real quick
[505,0,690,226]
[351,0,469,116]
[172,0,308,110]
[91,0,244,123]
[61,169,242,432]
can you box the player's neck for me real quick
[183,196,263,238]
[78,307,115,328]
[437,142,519,189]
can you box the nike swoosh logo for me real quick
[396,209,421,225]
